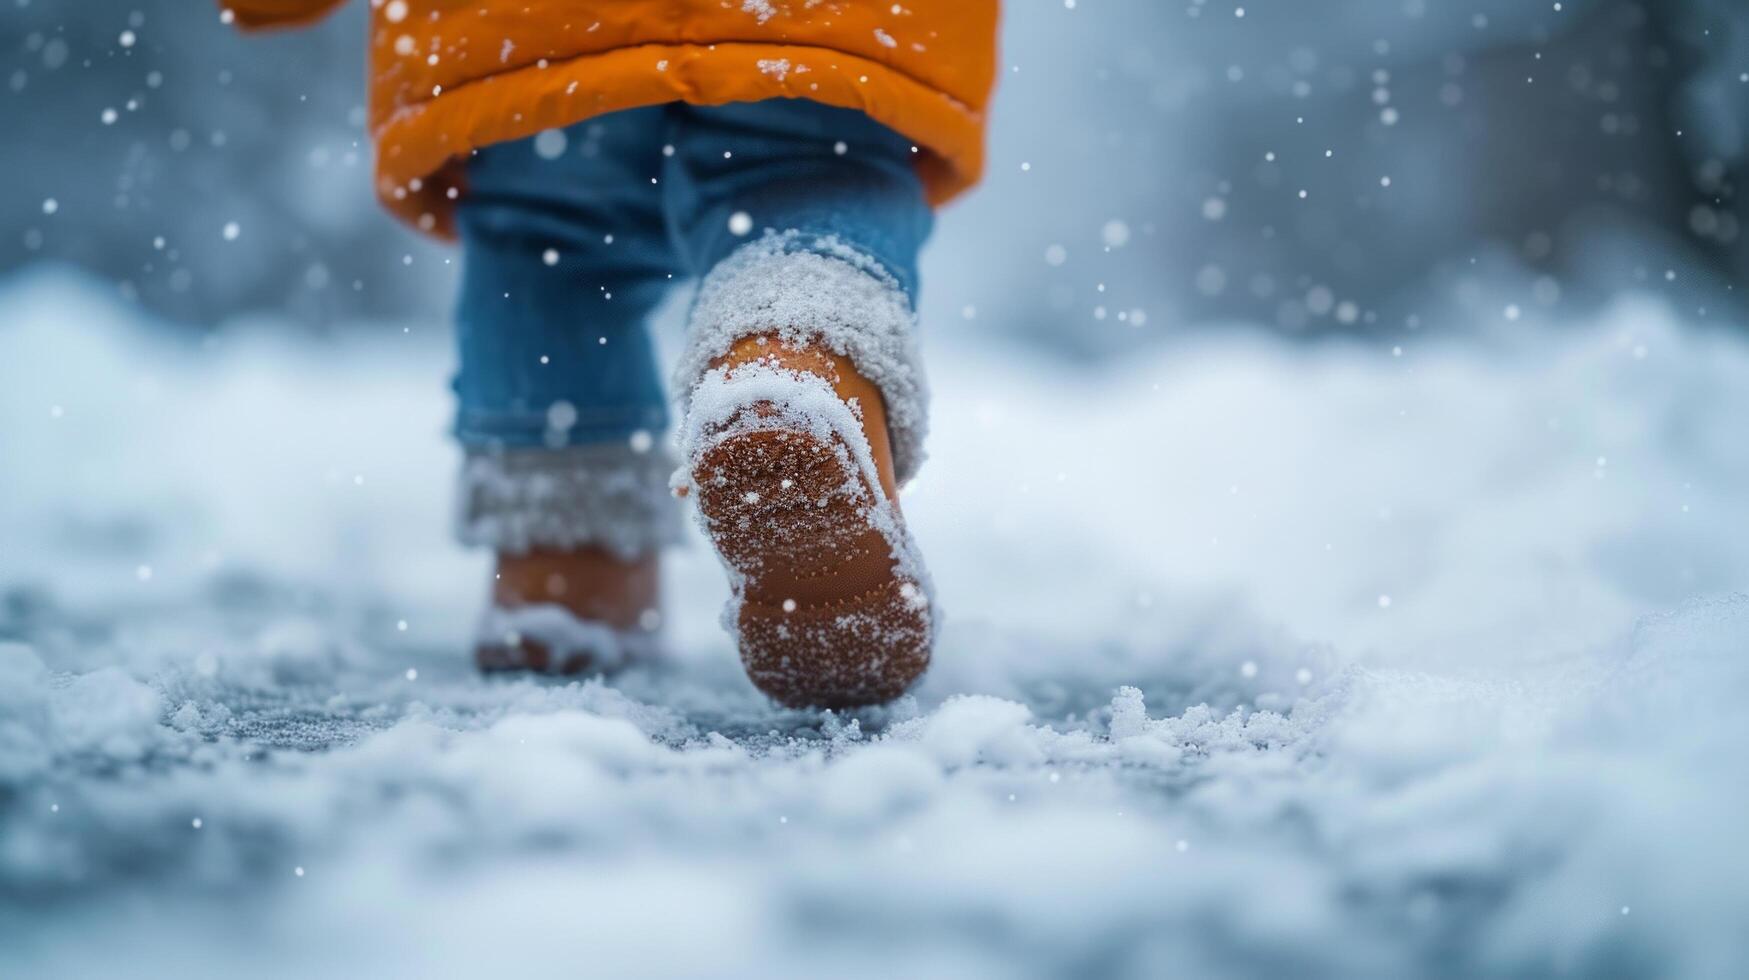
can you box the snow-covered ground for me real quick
[3,268,1748,978]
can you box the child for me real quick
[226,0,997,707]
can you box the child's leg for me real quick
[661,101,937,707]
[452,107,681,673]
[663,101,934,484]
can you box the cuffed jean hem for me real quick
[453,407,672,452]
[454,443,685,559]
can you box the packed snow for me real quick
[3,268,1749,977]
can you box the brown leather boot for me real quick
[680,334,933,708]
[474,547,661,674]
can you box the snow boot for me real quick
[474,548,661,674]
[677,334,934,708]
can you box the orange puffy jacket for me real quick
[225,0,998,237]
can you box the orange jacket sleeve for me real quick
[220,0,348,31]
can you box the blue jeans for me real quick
[452,100,934,454]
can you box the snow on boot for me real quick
[474,548,662,675]
[677,336,934,708]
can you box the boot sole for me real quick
[693,419,931,708]
[472,604,653,676]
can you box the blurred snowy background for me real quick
[4,1,1749,978]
